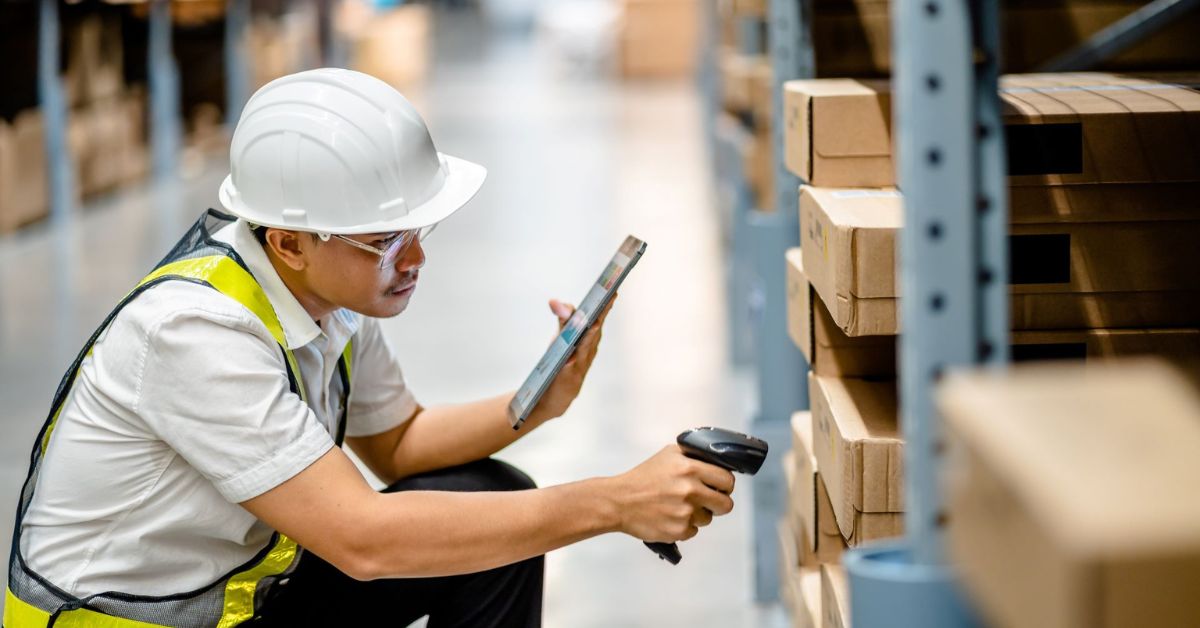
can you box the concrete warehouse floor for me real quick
[0,8,788,627]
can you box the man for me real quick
[5,69,736,627]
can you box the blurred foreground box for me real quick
[939,361,1200,628]
[617,0,699,78]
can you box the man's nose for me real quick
[395,237,425,272]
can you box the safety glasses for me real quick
[331,224,437,269]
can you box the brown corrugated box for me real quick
[745,130,775,211]
[783,79,892,186]
[731,0,766,16]
[778,535,822,628]
[784,74,1200,187]
[938,361,1200,628]
[721,50,760,113]
[803,290,1200,379]
[785,566,823,628]
[787,248,896,377]
[751,59,774,131]
[0,109,48,234]
[351,5,430,88]
[800,186,1200,335]
[821,563,850,628]
[809,374,905,545]
[789,412,849,563]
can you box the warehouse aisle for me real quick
[0,7,785,627]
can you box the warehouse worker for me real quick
[5,68,736,628]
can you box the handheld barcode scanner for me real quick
[645,427,769,564]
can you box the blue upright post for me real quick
[225,0,252,135]
[38,0,75,227]
[738,0,813,604]
[843,0,1008,625]
[149,0,181,182]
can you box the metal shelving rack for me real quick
[839,0,1006,625]
[831,0,1200,625]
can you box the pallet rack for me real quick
[707,0,1200,618]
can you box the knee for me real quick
[482,458,540,494]
[383,458,536,494]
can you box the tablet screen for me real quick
[508,236,647,429]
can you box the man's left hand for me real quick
[524,295,616,426]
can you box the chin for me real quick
[377,293,414,318]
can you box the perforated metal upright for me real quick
[149,0,182,182]
[743,0,813,604]
[38,0,75,226]
[842,0,1006,625]
[225,0,252,135]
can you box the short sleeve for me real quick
[344,317,418,437]
[135,306,334,503]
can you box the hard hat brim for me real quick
[219,152,487,235]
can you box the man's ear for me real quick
[264,229,311,271]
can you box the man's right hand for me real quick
[608,445,736,543]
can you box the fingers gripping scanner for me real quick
[645,427,770,565]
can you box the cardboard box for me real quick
[798,187,900,335]
[785,454,847,565]
[721,50,760,113]
[783,79,893,186]
[798,567,823,628]
[732,0,766,17]
[1009,183,1200,225]
[784,565,823,628]
[790,412,850,562]
[745,130,775,211]
[784,74,1200,187]
[618,0,700,78]
[352,5,430,89]
[800,186,1200,334]
[1009,290,1200,331]
[787,248,897,377]
[809,374,905,544]
[938,361,1200,628]
[0,109,48,233]
[792,246,1200,375]
[64,14,124,109]
[821,564,850,628]
[751,59,774,132]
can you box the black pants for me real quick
[249,458,544,628]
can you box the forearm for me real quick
[355,475,620,578]
[386,392,545,479]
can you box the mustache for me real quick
[390,271,419,291]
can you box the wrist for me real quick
[583,476,625,535]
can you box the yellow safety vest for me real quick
[5,210,352,628]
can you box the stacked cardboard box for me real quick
[780,72,1200,622]
[779,411,841,628]
[783,73,1200,375]
[937,361,1200,628]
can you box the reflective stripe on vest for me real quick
[7,210,352,628]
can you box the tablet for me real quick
[508,236,647,429]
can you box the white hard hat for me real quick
[219,68,486,235]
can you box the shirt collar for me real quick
[215,219,360,350]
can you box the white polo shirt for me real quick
[19,218,418,597]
